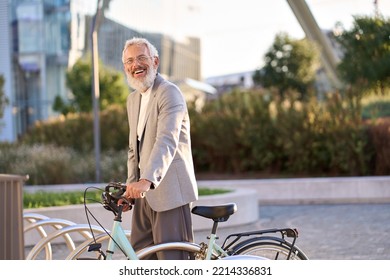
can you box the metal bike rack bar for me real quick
[23,212,50,222]
[24,214,52,260]
[24,218,78,260]
[26,224,106,260]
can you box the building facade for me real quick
[0,0,89,141]
[0,0,201,142]
[94,17,201,81]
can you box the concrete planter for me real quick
[199,176,390,205]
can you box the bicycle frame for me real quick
[102,216,222,260]
[104,219,251,260]
[84,206,233,260]
[205,232,229,259]
[86,204,204,260]
[105,219,138,260]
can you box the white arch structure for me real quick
[286,0,342,88]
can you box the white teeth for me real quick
[135,70,143,74]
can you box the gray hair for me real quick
[122,37,159,63]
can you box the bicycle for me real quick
[66,182,308,260]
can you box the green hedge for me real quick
[190,90,377,176]
[2,90,389,185]
[0,143,127,185]
[21,104,128,152]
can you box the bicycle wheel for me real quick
[233,240,308,260]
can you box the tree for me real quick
[253,32,320,99]
[335,15,390,95]
[54,56,128,115]
[0,75,9,120]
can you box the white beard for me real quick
[126,67,157,92]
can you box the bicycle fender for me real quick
[219,255,269,260]
[229,236,288,253]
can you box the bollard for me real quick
[0,174,28,260]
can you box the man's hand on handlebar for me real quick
[116,180,151,211]
[125,180,151,199]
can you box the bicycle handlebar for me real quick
[102,182,134,215]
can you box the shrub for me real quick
[1,144,77,185]
[4,88,388,185]
[274,92,370,175]
[367,118,390,175]
[190,89,277,173]
[0,143,127,185]
[21,104,128,152]
[191,89,372,176]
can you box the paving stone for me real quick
[31,203,389,260]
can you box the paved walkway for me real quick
[195,203,390,260]
[27,202,390,260]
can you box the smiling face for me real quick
[123,43,159,92]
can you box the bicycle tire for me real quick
[233,240,308,260]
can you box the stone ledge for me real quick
[198,176,390,205]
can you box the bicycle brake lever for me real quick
[119,196,134,210]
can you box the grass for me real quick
[23,187,232,209]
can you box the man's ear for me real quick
[153,56,160,69]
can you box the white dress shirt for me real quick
[137,86,152,141]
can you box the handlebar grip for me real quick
[102,182,132,215]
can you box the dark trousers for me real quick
[130,198,194,260]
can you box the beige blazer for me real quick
[126,74,198,212]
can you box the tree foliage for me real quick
[253,32,320,99]
[54,56,128,115]
[335,15,390,95]
[0,75,9,120]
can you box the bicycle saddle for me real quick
[191,203,237,222]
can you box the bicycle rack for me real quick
[24,213,53,259]
[23,213,108,260]
[26,223,106,260]
[24,218,78,259]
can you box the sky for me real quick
[105,0,390,79]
